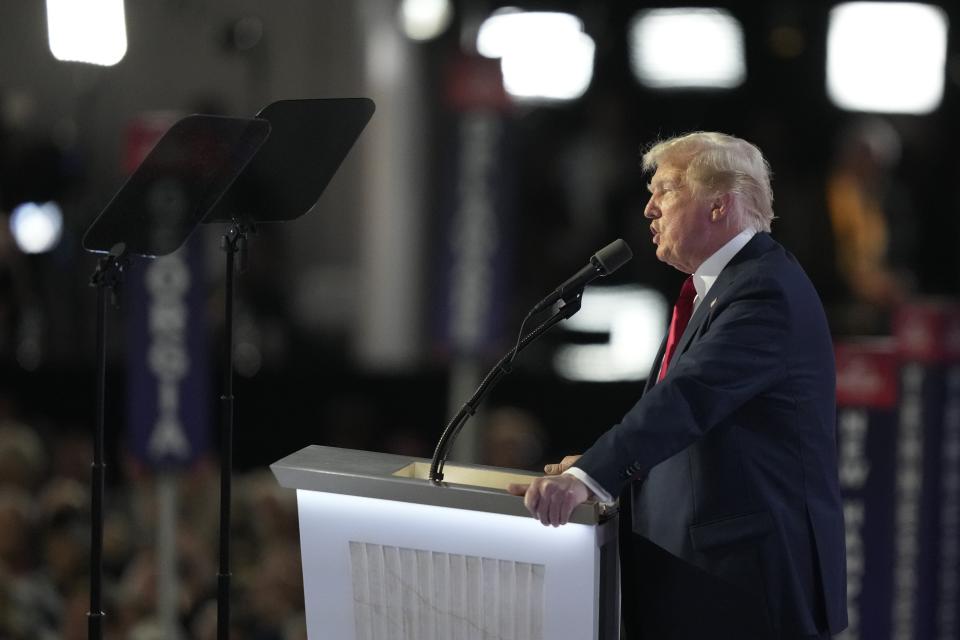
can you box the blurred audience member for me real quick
[0,489,47,638]
[47,429,93,485]
[826,118,916,332]
[0,419,48,490]
[480,406,546,471]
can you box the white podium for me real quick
[271,445,620,640]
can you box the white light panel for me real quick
[477,10,582,58]
[827,2,948,114]
[554,285,668,382]
[46,0,128,66]
[477,10,595,102]
[629,8,746,89]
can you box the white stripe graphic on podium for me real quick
[349,541,545,640]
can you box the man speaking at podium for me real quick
[509,132,847,640]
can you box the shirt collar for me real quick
[692,228,756,303]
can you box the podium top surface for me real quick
[271,445,615,526]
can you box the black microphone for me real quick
[531,239,633,313]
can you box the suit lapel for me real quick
[671,233,776,364]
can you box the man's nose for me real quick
[644,198,659,218]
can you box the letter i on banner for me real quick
[124,113,210,470]
[893,301,960,640]
[835,338,899,640]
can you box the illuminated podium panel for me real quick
[271,445,620,640]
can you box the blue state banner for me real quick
[836,338,899,640]
[893,302,960,640]
[125,236,210,469]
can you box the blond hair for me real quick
[642,131,775,232]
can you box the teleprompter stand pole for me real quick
[87,243,128,640]
[216,222,251,640]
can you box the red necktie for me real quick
[658,276,696,382]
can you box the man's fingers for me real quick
[524,479,542,517]
[559,489,579,526]
[540,482,563,526]
[543,455,580,476]
[537,483,552,525]
[539,505,551,526]
[548,490,564,527]
[544,454,582,476]
[506,483,529,496]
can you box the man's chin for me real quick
[658,251,690,273]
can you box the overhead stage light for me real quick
[477,9,582,58]
[477,10,595,102]
[629,8,746,89]
[399,0,453,42]
[10,201,64,254]
[827,2,947,114]
[46,0,128,66]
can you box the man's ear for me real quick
[710,193,733,223]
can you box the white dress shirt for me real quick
[564,228,757,503]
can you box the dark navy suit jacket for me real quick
[575,233,847,638]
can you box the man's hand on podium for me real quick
[507,455,590,526]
